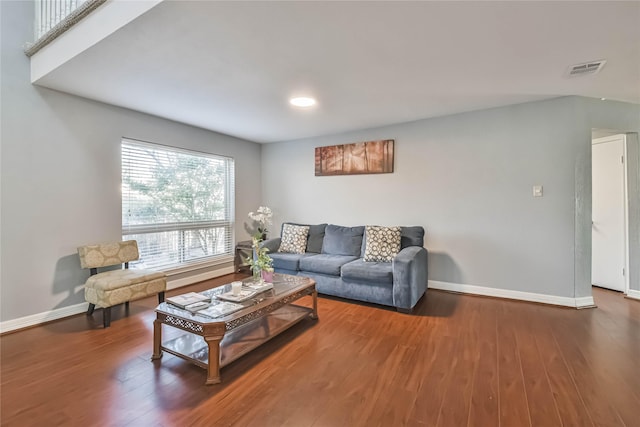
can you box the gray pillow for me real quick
[400,226,425,248]
[306,223,328,253]
[321,224,365,256]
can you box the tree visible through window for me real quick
[121,139,235,270]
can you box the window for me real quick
[121,138,235,270]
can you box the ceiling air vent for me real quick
[567,60,607,77]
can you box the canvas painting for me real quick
[315,139,394,176]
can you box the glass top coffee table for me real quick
[151,273,317,385]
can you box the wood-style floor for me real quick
[1,275,639,426]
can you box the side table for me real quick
[234,240,253,273]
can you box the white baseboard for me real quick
[626,289,640,301]
[575,296,597,309]
[428,280,596,308]
[0,266,237,334]
[0,301,89,334]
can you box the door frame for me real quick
[592,134,630,294]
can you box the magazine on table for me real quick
[197,301,245,318]
[184,301,211,313]
[243,281,274,293]
[166,292,209,309]
[217,289,257,303]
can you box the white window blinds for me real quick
[121,138,235,270]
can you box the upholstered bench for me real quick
[77,240,166,327]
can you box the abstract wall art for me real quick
[315,139,394,176]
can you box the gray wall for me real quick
[263,97,640,300]
[0,1,262,322]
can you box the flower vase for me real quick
[253,268,262,282]
[261,270,274,283]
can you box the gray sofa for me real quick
[261,223,428,312]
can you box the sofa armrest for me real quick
[392,246,429,310]
[260,237,281,254]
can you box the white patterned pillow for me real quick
[364,226,401,262]
[278,224,310,254]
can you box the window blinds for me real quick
[121,138,235,270]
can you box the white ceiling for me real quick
[34,1,640,143]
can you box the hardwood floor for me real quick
[1,276,638,426]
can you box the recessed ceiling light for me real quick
[289,97,317,108]
[600,98,607,101]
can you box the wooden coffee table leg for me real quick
[205,336,223,385]
[151,318,163,360]
[310,290,318,319]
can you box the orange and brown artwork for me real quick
[314,140,394,176]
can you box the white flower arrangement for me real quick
[248,206,273,239]
[247,206,274,279]
[246,235,274,278]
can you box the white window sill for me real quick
[161,255,234,277]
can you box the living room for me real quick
[1,1,639,426]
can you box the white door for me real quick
[592,135,626,292]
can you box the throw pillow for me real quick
[364,226,401,262]
[321,224,365,256]
[278,224,310,254]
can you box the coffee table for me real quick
[151,273,317,385]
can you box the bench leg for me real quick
[103,307,112,328]
[158,291,165,304]
[87,303,95,316]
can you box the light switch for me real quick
[533,185,543,197]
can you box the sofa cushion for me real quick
[401,226,425,249]
[301,271,393,305]
[299,254,358,276]
[278,224,310,254]
[364,226,401,262]
[322,224,365,256]
[341,259,393,284]
[270,252,317,271]
[282,223,327,253]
